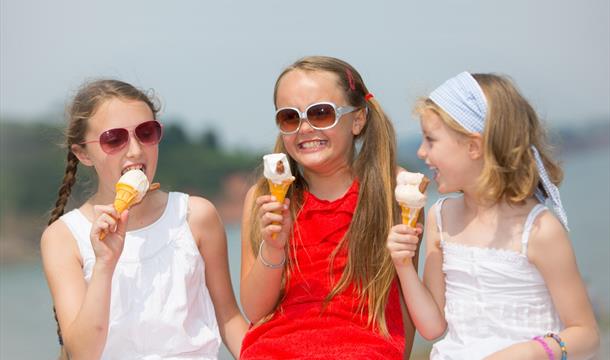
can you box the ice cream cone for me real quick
[401,205,421,228]
[267,179,294,240]
[99,183,138,240]
[268,179,293,205]
[113,183,139,213]
[99,170,151,240]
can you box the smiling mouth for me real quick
[298,140,328,150]
[121,164,146,176]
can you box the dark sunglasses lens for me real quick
[276,109,301,133]
[307,104,336,128]
[135,121,162,145]
[99,128,129,154]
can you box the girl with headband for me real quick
[239,56,416,359]
[386,72,599,359]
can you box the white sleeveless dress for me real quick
[430,197,563,360]
[61,192,221,359]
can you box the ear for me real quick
[467,133,484,160]
[70,144,94,166]
[351,108,368,136]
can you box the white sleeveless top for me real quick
[61,192,221,359]
[430,197,563,360]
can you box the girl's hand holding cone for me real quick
[257,194,292,250]
[389,172,429,265]
[91,205,129,268]
[387,223,422,267]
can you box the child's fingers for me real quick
[115,210,129,239]
[255,195,277,207]
[261,211,284,227]
[387,240,418,253]
[262,224,283,243]
[388,231,420,245]
[93,204,118,219]
[392,224,422,235]
[259,201,285,217]
[98,213,117,232]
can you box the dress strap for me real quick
[520,204,547,254]
[173,192,189,223]
[434,197,449,243]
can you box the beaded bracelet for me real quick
[533,336,555,360]
[258,240,286,269]
[545,332,567,360]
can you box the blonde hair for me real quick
[415,73,563,204]
[249,56,399,335]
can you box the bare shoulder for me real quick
[424,202,441,249]
[528,209,573,263]
[187,195,226,250]
[426,202,440,228]
[187,195,221,224]
[41,218,80,263]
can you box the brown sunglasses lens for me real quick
[306,104,336,128]
[276,104,336,133]
[276,109,301,133]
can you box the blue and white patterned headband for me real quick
[429,71,569,231]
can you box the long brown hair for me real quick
[415,73,562,204]
[249,56,399,335]
[48,79,159,359]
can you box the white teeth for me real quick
[300,140,326,149]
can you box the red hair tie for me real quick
[365,93,374,101]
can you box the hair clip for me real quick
[365,93,374,101]
[345,68,356,91]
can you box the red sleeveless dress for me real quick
[241,181,405,359]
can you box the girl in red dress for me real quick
[239,56,416,359]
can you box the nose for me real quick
[416,141,426,159]
[298,117,315,134]
[125,132,143,158]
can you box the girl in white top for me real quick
[41,79,248,359]
[387,72,599,359]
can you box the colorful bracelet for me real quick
[545,332,567,360]
[258,240,286,269]
[533,336,555,360]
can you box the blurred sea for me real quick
[1,147,608,359]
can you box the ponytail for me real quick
[262,56,399,335]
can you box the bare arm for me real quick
[239,186,291,323]
[41,206,127,359]
[486,212,600,360]
[189,196,248,358]
[387,203,447,340]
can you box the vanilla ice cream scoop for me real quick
[117,169,150,205]
[395,171,427,208]
[263,153,294,184]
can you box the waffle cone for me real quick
[267,178,294,240]
[113,183,139,214]
[267,179,293,204]
[401,204,421,228]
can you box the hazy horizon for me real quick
[2,0,609,149]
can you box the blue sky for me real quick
[1,0,609,148]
